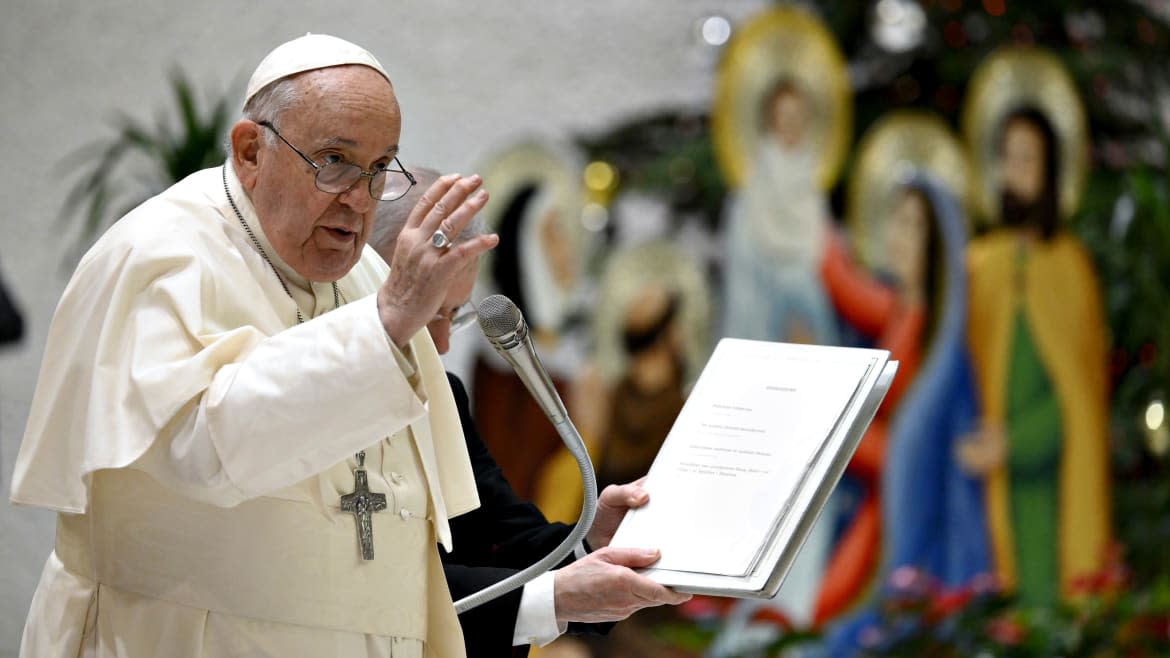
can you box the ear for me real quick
[230,119,263,191]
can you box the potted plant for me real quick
[59,69,233,261]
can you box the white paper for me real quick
[609,339,872,577]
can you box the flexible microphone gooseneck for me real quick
[453,294,599,614]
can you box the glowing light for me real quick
[581,202,609,233]
[700,16,732,46]
[877,0,905,24]
[1141,397,1168,459]
[584,161,618,194]
[873,0,927,53]
[1146,400,1165,431]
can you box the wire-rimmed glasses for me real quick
[259,121,416,201]
[435,301,478,336]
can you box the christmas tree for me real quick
[574,1,1170,654]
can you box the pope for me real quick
[13,34,498,658]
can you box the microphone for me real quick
[476,294,568,425]
[453,293,597,614]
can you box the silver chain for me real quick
[222,165,361,463]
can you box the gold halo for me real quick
[846,111,972,268]
[711,5,853,190]
[474,138,587,291]
[592,242,711,388]
[961,46,1089,225]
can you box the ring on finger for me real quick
[431,229,452,249]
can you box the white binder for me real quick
[608,338,898,598]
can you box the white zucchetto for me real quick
[245,33,391,105]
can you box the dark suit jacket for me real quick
[0,265,22,345]
[443,373,598,657]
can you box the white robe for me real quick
[10,164,480,657]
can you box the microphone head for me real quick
[477,294,527,346]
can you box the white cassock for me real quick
[10,163,480,658]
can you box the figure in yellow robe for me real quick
[966,228,1110,603]
[962,107,1110,605]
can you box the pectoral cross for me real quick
[340,452,387,560]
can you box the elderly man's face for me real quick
[245,66,402,282]
[428,259,478,355]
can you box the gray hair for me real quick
[369,166,486,256]
[242,77,303,145]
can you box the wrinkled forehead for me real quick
[291,65,399,116]
[280,68,402,148]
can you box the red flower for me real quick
[927,586,975,622]
[677,595,735,621]
[968,572,1000,595]
[1070,542,1131,597]
[986,615,1026,645]
[750,606,794,632]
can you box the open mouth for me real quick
[324,227,356,240]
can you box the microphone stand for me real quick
[453,301,599,614]
[453,417,597,613]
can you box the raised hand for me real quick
[377,174,496,346]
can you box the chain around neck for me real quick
[222,165,362,464]
[222,165,343,324]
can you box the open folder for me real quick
[608,337,898,598]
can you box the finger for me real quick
[407,173,460,229]
[422,175,483,234]
[595,546,661,568]
[662,588,693,605]
[629,575,690,605]
[440,187,489,239]
[624,482,649,507]
[444,233,499,265]
[599,483,649,509]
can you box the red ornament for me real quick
[982,0,1005,17]
[944,20,967,49]
[1011,23,1034,45]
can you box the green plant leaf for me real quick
[58,66,232,259]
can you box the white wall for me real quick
[0,1,767,650]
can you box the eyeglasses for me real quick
[259,121,416,201]
[434,301,478,336]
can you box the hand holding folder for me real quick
[609,338,898,598]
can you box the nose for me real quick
[337,180,375,213]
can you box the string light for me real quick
[1146,400,1165,432]
[698,15,731,47]
[1145,398,1169,458]
[582,161,618,233]
[584,160,619,196]
[581,203,609,233]
[872,0,927,52]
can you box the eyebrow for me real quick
[318,135,400,157]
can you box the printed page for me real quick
[610,339,872,577]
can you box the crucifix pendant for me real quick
[340,452,387,560]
